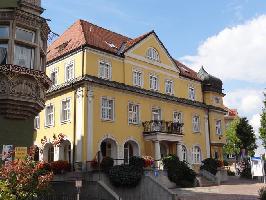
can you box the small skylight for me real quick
[105,41,117,49]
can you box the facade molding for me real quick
[125,60,179,79]
[46,75,226,113]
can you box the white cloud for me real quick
[224,89,264,117]
[181,15,266,83]
[250,113,261,135]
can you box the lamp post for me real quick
[75,179,82,200]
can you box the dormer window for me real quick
[146,47,160,62]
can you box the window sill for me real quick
[44,125,54,128]
[128,122,141,127]
[61,120,71,125]
[101,119,115,123]
[193,131,201,134]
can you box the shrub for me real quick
[227,169,235,176]
[162,155,196,188]
[162,154,179,170]
[109,165,142,187]
[0,159,53,200]
[100,157,114,173]
[129,156,145,171]
[223,160,229,166]
[37,162,52,172]
[259,187,266,200]
[200,158,219,175]
[238,159,252,179]
[50,160,71,174]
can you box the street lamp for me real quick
[75,179,82,200]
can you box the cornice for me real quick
[46,75,226,113]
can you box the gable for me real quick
[124,33,179,73]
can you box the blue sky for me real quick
[42,0,266,154]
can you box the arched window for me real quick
[192,146,201,164]
[146,47,160,62]
[182,145,187,161]
[48,146,54,163]
[64,143,71,162]
[124,142,133,164]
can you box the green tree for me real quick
[259,93,266,149]
[236,117,257,156]
[224,118,241,156]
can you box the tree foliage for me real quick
[236,117,257,156]
[0,158,53,200]
[259,93,266,149]
[224,118,241,155]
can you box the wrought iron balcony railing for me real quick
[142,120,184,135]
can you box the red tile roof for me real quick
[224,107,238,117]
[174,60,201,81]
[47,19,201,81]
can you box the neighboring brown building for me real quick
[0,0,51,153]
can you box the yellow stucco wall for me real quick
[35,33,226,167]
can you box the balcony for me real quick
[142,120,184,142]
[0,64,51,119]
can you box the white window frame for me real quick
[61,98,71,123]
[150,74,159,91]
[146,47,160,62]
[188,86,195,101]
[192,115,200,133]
[128,102,140,125]
[50,67,58,86]
[101,97,115,121]
[99,60,112,80]
[216,120,222,135]
[181,145,187,162]
[173,111,183,123]
[34,114,40,129]
[132,69,143,87]
[152,107,161,121]
[45,104,54,127]
[165,79,174,95]
[65,60,75,82]
[192,146,201,164]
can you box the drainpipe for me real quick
[81,47,84,77]
[72,85,77,170]
[207,108,212,158]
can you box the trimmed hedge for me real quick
[109,165,142,187]
[100,157,114,173]
[162,155,196,188]
[259,187,266,200]
[200,158,219,175]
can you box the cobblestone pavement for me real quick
[171,177,265,200]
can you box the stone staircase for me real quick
[196,175,217,187]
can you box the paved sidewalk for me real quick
[172,177,265,200]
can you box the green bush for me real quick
[100,157,114,173]
[227,169,235,176]
[200,158,219,175]
[223,160,229,166]
[109,165,142,187]
[129,156,145,171]
[259,187,266,200]
[239,159,252,179]
[162,155,196,188]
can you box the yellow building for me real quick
[34,20,226,170]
